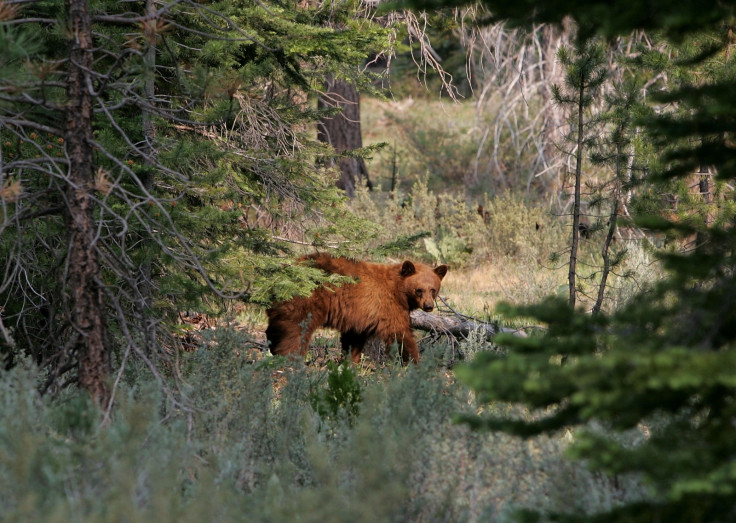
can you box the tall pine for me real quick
[0,0,389,403]
[400,0,736,519]
[552,40,608,308]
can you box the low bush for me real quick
[361,98,480,194]
[0,329,646,521]
[350,180,568,273]
[361,97,553,197]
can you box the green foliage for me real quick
[554,40,608,108]
[0,331,646,521]
[0,0,390,388]
[310,360,363,423]
[372,230,432,256]
[553,38,611,308]
[351,180,568,271]
[459,236,736,519]
[350,176,485,266]
[454,33,736,520]
[479,192,568,264]
[394,0,736,520]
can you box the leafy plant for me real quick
[310,360,363,423]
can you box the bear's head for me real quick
[400,261,448,312]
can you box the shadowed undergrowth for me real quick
[0,326,643,522]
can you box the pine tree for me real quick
[588,79,642,315]
[399,0,736,519]
[552,39,608,308]
[0,0,390,403]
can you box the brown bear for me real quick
[266,253,448,363]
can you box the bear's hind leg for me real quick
[340,330,368,364]
[266,319,303,357]
[267,309,324,358]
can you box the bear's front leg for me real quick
[383,331,419,364]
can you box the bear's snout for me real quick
[423,304,434,312]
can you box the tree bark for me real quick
[593,199,619,315]
[317,77,370,197]
[568,77,584,309]
[410,310,527,340]
[593,130,624,316]
[695,165,713,249]
[139,0,157,349]
[66,0,110,408]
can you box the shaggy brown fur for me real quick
[266,254,448,363]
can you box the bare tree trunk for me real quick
[317,77,371,197]
[568,79,584,309]
[461,22,571,197]
[593,199,619,315]
[65,0,110,408]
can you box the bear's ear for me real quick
[434,265,448,280]
[400,261,416,277]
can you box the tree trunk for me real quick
[695,165,713,249]
[568,78,584,309]
[317,77,370,197]
[593,199,619,315]
[593,133,625,316]
[66,0,110,408]
[410,310,527,340]
[139,0,157,349]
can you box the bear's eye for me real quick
[431,289,436,297]
[415,288,423,296]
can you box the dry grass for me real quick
[440,259,567,317]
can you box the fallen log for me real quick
[410,309,527,340]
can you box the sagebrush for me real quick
[0,328,645,522]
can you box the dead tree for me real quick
[410,309,527,340]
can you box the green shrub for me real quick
[309,360,362,423]
[350,181,567,270]
[350,176,484,267]
[361,98,479,194]
[0,330,647,521]
[361,97,552,197]
[478,192,567,265]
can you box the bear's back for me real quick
[302,253,396,283]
